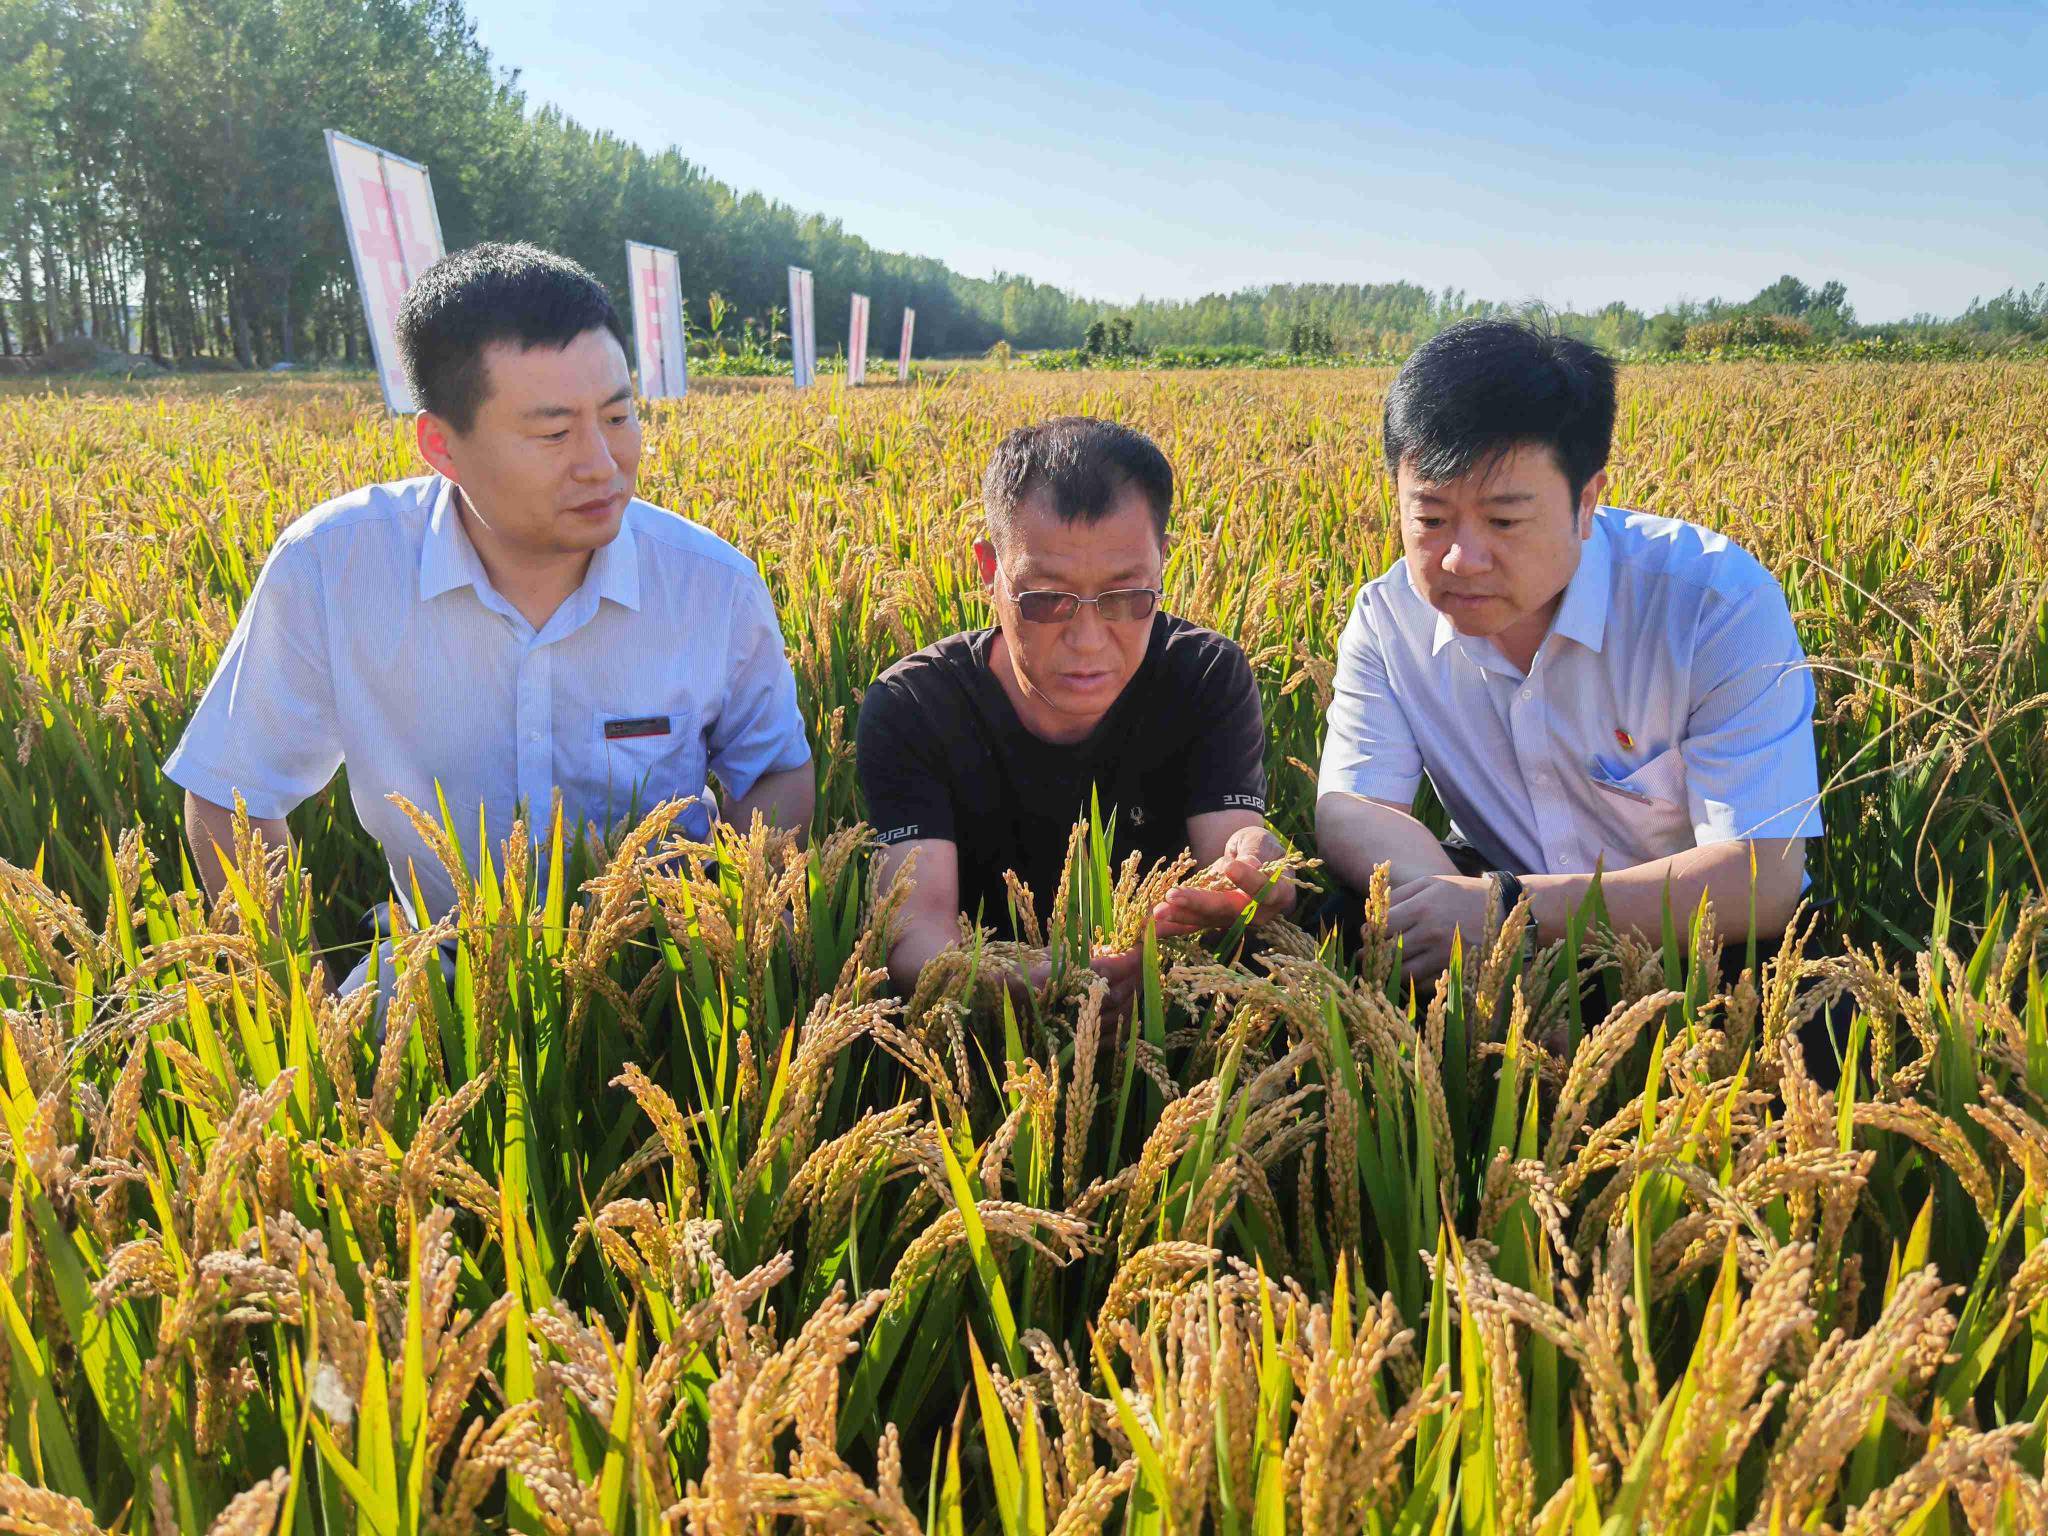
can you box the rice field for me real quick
[0,362,2045,1533]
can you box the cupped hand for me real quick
[1151,827,1295,939]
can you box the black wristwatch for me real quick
[1489,869,1537,946]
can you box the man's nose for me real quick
[1442,536,1491,576]
[570,422,617,480]
[1064,600,1110,648]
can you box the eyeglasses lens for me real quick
[1013,589,1159,624]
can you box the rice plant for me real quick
[0,363,2044,1531]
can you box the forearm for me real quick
[884,911,970,995]
[1315,791,1459,893]
[184,791,291,903]
[1524,838,1806,946]
[728,761,816,843]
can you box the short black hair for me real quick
[395,241,628,433]
[982,416,1173,546]
[1383,318,1617,501]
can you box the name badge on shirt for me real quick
[604,715,671,741]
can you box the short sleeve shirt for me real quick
[163,474,812,920]
[1316,507,1823,877]
[855,615,1268,934]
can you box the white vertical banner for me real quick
[625,240,688,399]
[787,265,817,388]
[325,129,447,413]
[898,307,916,381]
[848,293,870,384]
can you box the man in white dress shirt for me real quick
[165,243,815,991]
[1316,319,1821,979]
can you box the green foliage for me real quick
[1082,316,1140,360]
[1286,317,1335,358]
[690,294,790,377]
[0,0,1090,367]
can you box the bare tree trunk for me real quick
[16,231,42,352]
[116,248,133,351]
[41,230,66,343]
[67,238,86,340]
[229,271,254,367]
[142,259,160,361]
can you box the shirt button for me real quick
[1520,688,1533,701]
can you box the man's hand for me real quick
[1088,947,1144,1018]
[1386,873,1492,981]
[1151,824,1297,939]
[1021,945,1143,1015]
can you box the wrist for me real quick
[1522,873,1584,945]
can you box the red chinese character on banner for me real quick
[356,175,434,317]
[640,262,668,384]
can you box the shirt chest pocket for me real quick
[1584,746,1694,859]
[583,710,708,829]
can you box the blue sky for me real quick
[467,2,2043,322]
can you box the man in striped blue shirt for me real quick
[1316,320,1823,980]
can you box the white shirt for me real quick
[1317,506,1823,877]
[165,474,811,920]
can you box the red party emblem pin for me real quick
[1614,728,1635,751]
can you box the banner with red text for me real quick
[325,130,446,412]
[848,293,870,384]
[625,240,688,399]
[787,266,816,388]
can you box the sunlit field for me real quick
[2,363,2045,1532]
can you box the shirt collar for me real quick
[587,510,642,611]
[1428,608,1458,657]
[418,477,486,601]
[418,479,642,613]
[1426,509,1612,661]
[1550,511,1611,654]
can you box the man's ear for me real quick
[1577,470,1607,539]
[972,538,998,586]
[415,412,460,482]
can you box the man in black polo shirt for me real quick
[856,416,1296,1006]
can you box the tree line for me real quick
[3,0,2041,368]
[0,0,1097,366]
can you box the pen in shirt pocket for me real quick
[1588,760,1656,805]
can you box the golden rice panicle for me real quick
[1658,1240,1814,1527]
[1760,1263,1959,1522]
[1840,1425,2034,1536]
[199,1468,289,1536]
[1061,974,1111,1204]
[1284,1261,1450,1531]
[0,1472,110,1535]
[1543,988,1682,1170]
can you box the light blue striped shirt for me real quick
[165,474,810,920]
[1317,507,1823,878]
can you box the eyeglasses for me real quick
[1001,575,1162,625]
